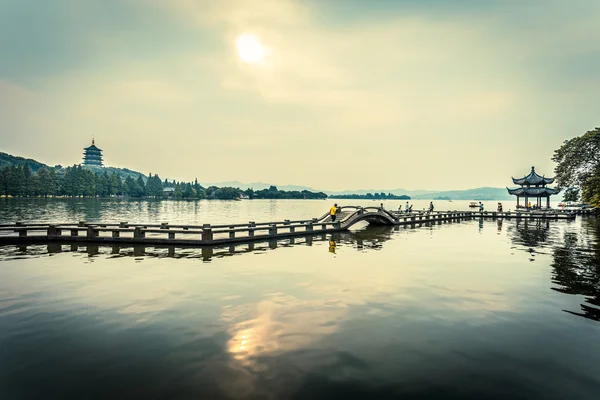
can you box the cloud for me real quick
[1,0,599,190]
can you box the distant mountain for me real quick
[327,188,436,197]
[411,187,517,200]
[327,187,520,200]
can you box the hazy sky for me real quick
[1,0,599,191]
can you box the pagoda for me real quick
[507,166,559,209]
[82,138,103,167]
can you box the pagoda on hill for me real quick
[82,138,103,167]
[507,166,559,209]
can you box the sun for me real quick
[236,34,265,64]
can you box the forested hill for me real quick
[0,152,55,173]
[0,151,146,181]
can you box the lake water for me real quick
[1,199,599,399]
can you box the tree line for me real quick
[0,164,327,200]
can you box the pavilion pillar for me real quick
[525,196,528,209]
[547,197,550,209]
[517,196,519,208]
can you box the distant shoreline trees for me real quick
[330,192,410,200]
[0,165,328,200]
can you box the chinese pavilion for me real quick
[82,139,103,167]
[507,166,559,209]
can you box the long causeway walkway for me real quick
[0,205,593,247]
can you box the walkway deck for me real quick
[0,205,592,247]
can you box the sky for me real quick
[1,0,599,191]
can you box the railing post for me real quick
[47,225,57,237]
[18,229,27,237]
[119,221,128,228]
[249,221,256,228]
[284,220,290,225]
[87,226,98,238]
[160,223,169,229]
[133,227,145,239]
[79,221,86,227]
[112,230,120,238]
[290,225,295,233]
[248,227,255,238]
[334,221,341,229]
[306,222,313,232]
[321,223,327,230]
[71,229,79,237]
[202,224,213,242]
[168,232,175,240]
[312,218,318,223]
[229,228,235,239]
[269,224,277,236]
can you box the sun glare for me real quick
[236,34,265,64]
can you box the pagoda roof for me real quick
[512,166,554,185]
[506,187,559,197]
[84,145,103,151]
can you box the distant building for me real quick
[507,166,559,209]
[163,187,175,196]
[83,139,103,167]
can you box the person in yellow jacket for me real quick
[330,203,338,222]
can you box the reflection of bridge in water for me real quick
[4,225,400,262]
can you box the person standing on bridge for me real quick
[330,203,338,222]
[405,201,410,213]
[429,202,434,213]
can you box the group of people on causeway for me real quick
[329,201,505,220]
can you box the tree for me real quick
[0,167,8,196]
[136,175,146,197]
[174,183,183,199]
[37,168,52,197]
[562,187,580,202]
[111,172,122,195]
[552,127,600,208]
[22,163,32,196]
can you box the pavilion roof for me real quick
[84,145,103,152]
[506,187,559,197]
[512,166,554,185]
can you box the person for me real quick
[330,203,338,222]
[405,201,410,213]
[429,201,434,213]
[479,202,484,212]
[398,204,403,213]
[380,203,384,211]
[497,202,503,213]
[528,201,531,209]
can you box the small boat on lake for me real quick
[469,202,479,208]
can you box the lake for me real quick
[1,199,599,399]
